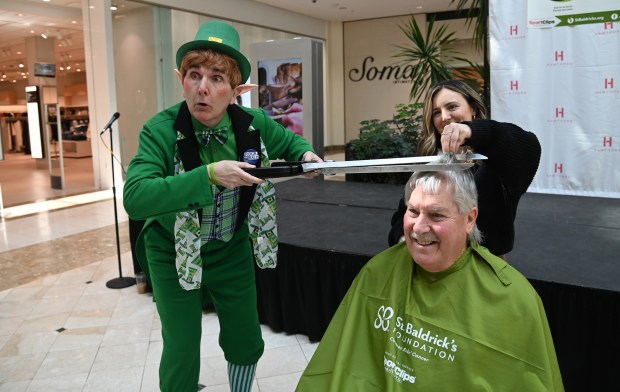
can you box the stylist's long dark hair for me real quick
[417,80,487,156]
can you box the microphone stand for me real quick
[103,120,135,289]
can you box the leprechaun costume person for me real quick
[123,20,321,392]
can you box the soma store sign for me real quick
[348,56,415,83]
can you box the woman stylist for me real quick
[388,79,541,258]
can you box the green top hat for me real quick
[176,20,251,82]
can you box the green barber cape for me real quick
[296,243,564,391]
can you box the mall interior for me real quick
[1,0,617,391]
[0,1,357,390]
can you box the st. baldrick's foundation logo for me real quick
[374,306,394,331]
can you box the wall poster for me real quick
[258,58,304,136]
[250,38,324,157]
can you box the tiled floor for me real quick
[0,196,320,392]
[0,149,346,391]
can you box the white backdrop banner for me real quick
[490,0,620,197]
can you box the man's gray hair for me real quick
[404,156,483,245]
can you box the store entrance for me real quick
[0,149,96,208]
[0,1,95,208]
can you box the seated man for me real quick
[296,164,564,391]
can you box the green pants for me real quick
[144,222,264,392]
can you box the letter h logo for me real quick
[554,163,563,174]
[510,80,519,91]
[555,50,564,62]
[605,78,614,89]
[555,107,564,118]
[509,25,518,36]
[603,136,613,147]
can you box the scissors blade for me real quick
[301,153,485,173]
[314,162,474,175]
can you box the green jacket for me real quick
[297,243,564,392]
[123,102,313,275]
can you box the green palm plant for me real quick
[393,15,479,103]
[451,0,490,112]
[451,0,485,51]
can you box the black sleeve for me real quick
[463,119,541,255]
[462,119,541,196]
[388,196,407,246]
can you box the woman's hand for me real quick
[440,123,472,153]
[301,151,323,178]
[209,160,263,189]
[302,151,323,163]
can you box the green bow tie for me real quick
[197,126,228,147]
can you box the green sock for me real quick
[227,362,257,392]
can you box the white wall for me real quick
[113,6,159,165]
[326,21,345,148]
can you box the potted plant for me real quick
[345,103,423,185]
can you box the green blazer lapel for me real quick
[174,102,202,172]
[228,104,261,230]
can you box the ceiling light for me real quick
[18,63,24,68]
[110,5,118,11]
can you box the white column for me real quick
[82,0,120,190]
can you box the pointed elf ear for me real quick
[235,84,258,96]
[174,69,183,84]
[231,84,258,105]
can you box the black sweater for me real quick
[387,119,541,256]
